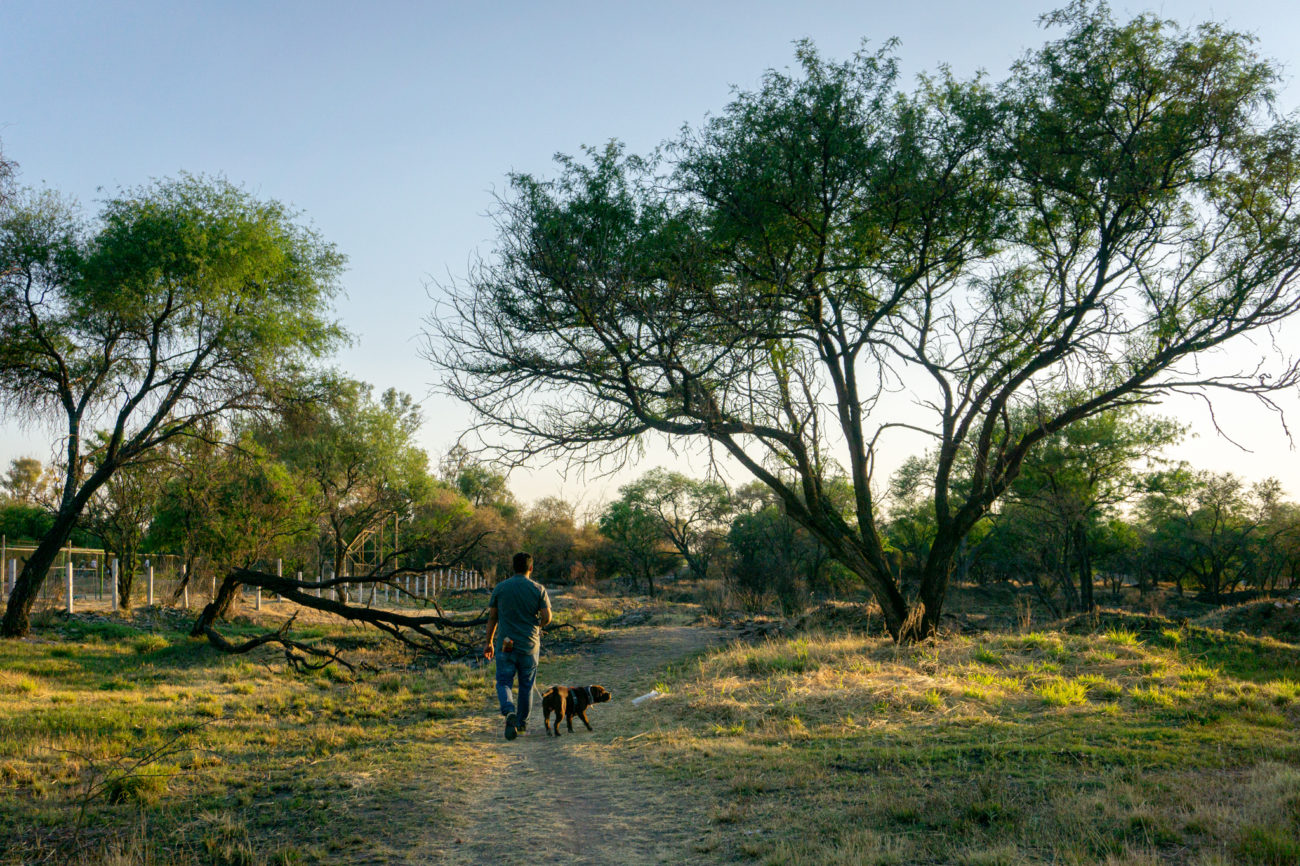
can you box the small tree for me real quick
[3,457,52,505]
[1140,471,1280,600]
[261,379,432,585]
[620,469,732,582]
[438,444,519,520]
[598,498,675,597]
[0,176,344,636]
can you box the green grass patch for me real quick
[1035,678,1088,706]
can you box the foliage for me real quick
[0,501,55,545]
[598,496,676,596]
[1139,471,1300,598]
[0,174,346,636]
[970,408,1183,612]
[80,447,172,608]
[260,378,434,580]
[619,468,732,582]
[438,444,519,520]
[1,457,52,505]
[432,5,1300,639]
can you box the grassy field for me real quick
[2,590,1298,865]
[634,611,1300,865]
[0,593,623,865]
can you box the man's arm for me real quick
[484,606,498,659]
[538,588,552,628]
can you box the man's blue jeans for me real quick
[495,649,538,723]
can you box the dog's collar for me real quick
[582,685,593,704]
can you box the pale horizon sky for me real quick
[4,1,1300,509]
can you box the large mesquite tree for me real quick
[0,176,345,636]
[432,5,1300,640]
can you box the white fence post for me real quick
[111,558,119,611]
[147,560,154,606]
[182,563,189,609]
[66,560,74,614]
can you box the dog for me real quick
[541,684,612,736]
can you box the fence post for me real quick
[66,560,74,614]
[111,558,119,611]
[147,560,154,607]
[182,563,189,609]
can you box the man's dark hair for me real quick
[512,552,533,575]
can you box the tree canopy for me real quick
[432,4,1300,640]
[0,175,346,636]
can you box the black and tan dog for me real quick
[541,684,612,736]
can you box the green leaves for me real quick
[436,4,1300,639]
[0,175,346,438]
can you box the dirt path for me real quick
[418,624,727,865]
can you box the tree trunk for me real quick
[1077,524,1095,612]
[2,460,119,637]
[117,550,137,610]
[191,574,242,637]
[904,526,969,640]
[170,552,196,603]
[1,505,82,636]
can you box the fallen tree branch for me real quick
[192,566,520,666]
[200,611,356,672]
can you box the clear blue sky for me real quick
[4,1,1300,507]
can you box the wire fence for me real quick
[0,540,483,615]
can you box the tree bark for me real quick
[1076,524,1095,612]
[2,457,120,636]
[2,506,85,636]
[191,574,243,636]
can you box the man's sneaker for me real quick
[516,722,527,735]
[504,711,518,741]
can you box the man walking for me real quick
[484,552,552,740]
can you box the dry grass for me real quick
[0,608,510,865]
[0,590,649,865]
[7,590,1299,865]
[628,622,1300,864]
